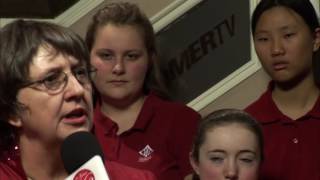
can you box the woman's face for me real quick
[10,46,93,144]
[191,124,260,180]
[90,24,149,105]
[253,6,320,84]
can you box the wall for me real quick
[199,68,269,117]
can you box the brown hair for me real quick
[0,19,90,156]
[85,2,169,98]
[190,109,263,179]
[191,109,264,162]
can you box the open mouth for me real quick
[63,108,87,125]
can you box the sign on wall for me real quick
[155,0,252,106]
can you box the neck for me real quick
[100,94,146,134]
[19,135,67,180]
[273,74,319,119]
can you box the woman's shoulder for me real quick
[146,95,201,130]
[149,93,199,114]
[0,157,26,180]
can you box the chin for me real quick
[104,93,131,102]
[107,90,129,98]
[73,126,91,133]
[62,127,90,138]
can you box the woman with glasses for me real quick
[86,2,201,180]
[0,19,156,180]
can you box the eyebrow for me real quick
[96,48,112,52]
[207,149,257,155]
[238,150,257,155]
[255,24,297,34]
[207,149,226,154]
[39,66,62,76]
[124,49,144,54]
[279,25,297,31]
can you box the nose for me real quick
[64,74,86,100]
[112,59,125,75]
[271,38,285,56]
[224,160,238,180]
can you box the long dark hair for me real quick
[251,0,320,86]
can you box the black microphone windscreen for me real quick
[61,131,104,174]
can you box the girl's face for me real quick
[191,124,260,180]
[253,6,320,84]
[90,24,149,105]
[10,46,93,145]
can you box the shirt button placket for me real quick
[291,122,299,144]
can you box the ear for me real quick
[313,28,320,52]
[8,116,23,128]
[189,152,200,175]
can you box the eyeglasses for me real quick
[21,67,96,94]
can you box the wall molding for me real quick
[0,0,103,27]
[151,0,261,111]
[310,0,320,17]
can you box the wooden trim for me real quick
[0,0,103,27]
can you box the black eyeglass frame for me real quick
[20,67,96,94]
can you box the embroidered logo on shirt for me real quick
[138,145,154,162]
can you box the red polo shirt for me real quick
[93,93,201,180]
[245,83,320,180]
[0,147,156,180]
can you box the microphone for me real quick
[61,131,109,180]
